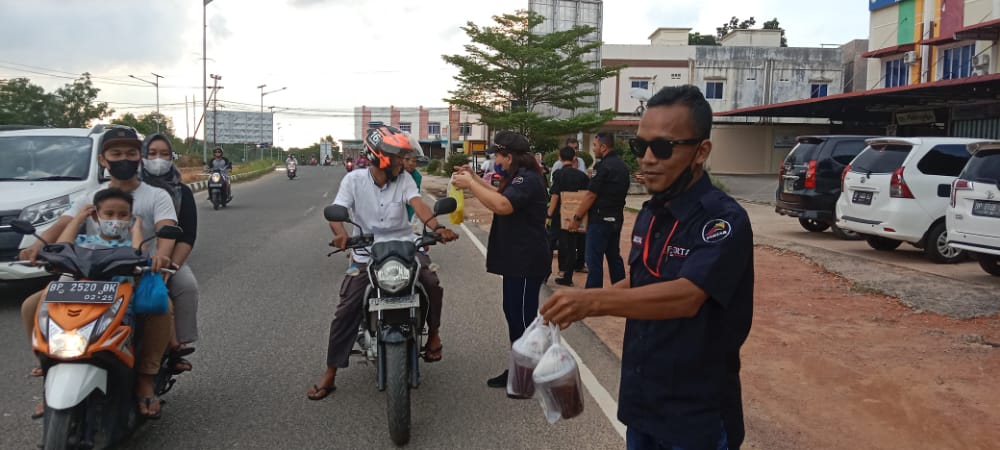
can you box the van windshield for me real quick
[0,136,92,181]
[851,144,912,174]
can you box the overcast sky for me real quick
[0,0,869,147]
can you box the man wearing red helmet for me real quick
[308,125,458,400]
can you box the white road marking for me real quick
[425,192,626,440]
[304,206,316,217]
[323,191,329,198]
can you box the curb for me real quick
[185,165,275,193]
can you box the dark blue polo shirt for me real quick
[486,167,551,278]
[619,174,754,449]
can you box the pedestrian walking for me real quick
[548,146,590,286]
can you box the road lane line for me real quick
[304,206,316,217]
[426,192,627,440]
[323,191,329,198]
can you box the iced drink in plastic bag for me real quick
[507,317,552,399]
[447,179,464,225]
[533,324,584,423]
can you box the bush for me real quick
[445,153,469,172]
[615,140,639,175]
[426,159,441,175]
[578,151,594,169]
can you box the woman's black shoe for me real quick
[487,370,508,388]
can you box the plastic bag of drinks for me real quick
[507,316,552,399]
[532,323,584,423]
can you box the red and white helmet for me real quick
[364,125,415,170]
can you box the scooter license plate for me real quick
[44,281,120,304]
[369,295,419,312]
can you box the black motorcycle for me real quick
[323,197,456,446]
[207,169,230,210]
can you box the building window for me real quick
[884,59,909,88]
[427,122,441,135]
[810,84,829,98]
[670,73,681,80]
[630,79,650,90]
[705,82,724,99]
[459,123,472,137]
[398,122,411,133]
[942,44,976,80]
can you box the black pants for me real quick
[557,229,586,274]
[501,275,545,343]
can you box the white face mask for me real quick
[98,219,130,239]
[144,158,173,176]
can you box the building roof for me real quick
[714,73,1000,121]
[955,18,1000,41]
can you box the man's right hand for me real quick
[332,234,348,251]
[19,244,41,265]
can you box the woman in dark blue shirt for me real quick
[452,131,551,390]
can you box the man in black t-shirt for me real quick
[548,146,590,286]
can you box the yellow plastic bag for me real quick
[448,181,465,225]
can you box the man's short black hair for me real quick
[93,188,134,211]
[565,136,578,145]
[646,85,714,139]
[594,131,615,148]
[559,146,576,162]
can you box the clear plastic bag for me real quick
[532,323,585,423]
[447,180,464,225]
[507,316,552,398]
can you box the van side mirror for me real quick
[324,205,351,222]
[433,197,457,216]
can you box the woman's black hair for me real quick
[497,151,542,193]
[93,188,134,211]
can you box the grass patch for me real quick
[233,160,274,176]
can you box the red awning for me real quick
[954,18,1000,40]
[862,43,915,58]
[918,35,957,46]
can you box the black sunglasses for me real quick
[628,137,704,160]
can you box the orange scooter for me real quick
[9,220,184,450]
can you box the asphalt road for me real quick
[0,166,625,449]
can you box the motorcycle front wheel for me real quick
[384,342,411,446]
[43,406,83,450]
[211,191,220,210]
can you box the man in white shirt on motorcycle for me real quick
[307,125,458,401]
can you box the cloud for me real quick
[287,0,347,7]
[210,14,233,40]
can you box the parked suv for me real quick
[776,135,875,239]
[836,137,987,263]
[946,141,1000,276]
[0,124,129,287]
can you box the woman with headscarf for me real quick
[451,131,551,389]
[142,134,201,373]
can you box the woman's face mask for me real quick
[144,158,173,176]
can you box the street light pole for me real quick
[129,73,164,133]
[258,84,286,160]
[203,0,214,166]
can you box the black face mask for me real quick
[107,159,140,180]
[650,153,697,205]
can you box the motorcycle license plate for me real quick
[44,281,120,304]
[369,295,419,312]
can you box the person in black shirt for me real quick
[566,132,630,288]
[451,130,550,390]
[548,146,590,286]
[541,85,754,450]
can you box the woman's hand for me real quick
[451,170,476,190]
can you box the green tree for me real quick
[763,18,788,47]
[716,16,756,41]
[0,78,56,125]
[442,10,623,145]
[110,112,176,137]
[48,73,113,127]
[688,32,718,46]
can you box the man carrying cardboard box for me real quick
[547,146,591,286]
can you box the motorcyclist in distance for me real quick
[208,147,233,201]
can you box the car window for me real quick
[960,149,1000,183]
[784,141,820,165]
[830,140,867,165]
[851,144,911,174]
[917,144,971,177]
[0,136,92,181]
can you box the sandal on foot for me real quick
[168,357,193,374]
[307,385,336,401]
[31,401,44,420]
[420,345,443,363]
[30,367,43,377]
[138,397,162,420]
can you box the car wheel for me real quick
[977,254,1000,276]
[924,222,965,264]
[798,218,830,233]
[865,236,902,251]
[831,224,863,240]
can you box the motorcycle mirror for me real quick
[155,225,184,240]
[9,219,36,236]
[324,205,351,222]
[432,197,457,216]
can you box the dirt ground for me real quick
[423,174,1000,450]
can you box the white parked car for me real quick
[946,141,1000,276]
[835,137,987,263]
[0,124,126,286]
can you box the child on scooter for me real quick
[57,188,143,249]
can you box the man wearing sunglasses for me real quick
[541,85,754,450]
[566,132,630,289]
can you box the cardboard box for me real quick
[559,191,587,232]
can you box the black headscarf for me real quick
[140,133,184,212]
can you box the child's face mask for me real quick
[98,219,130,239]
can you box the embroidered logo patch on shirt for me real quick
[666,245,690,258]
[632,234,643,245]
[512,176,524,185]
[702,219,732,243]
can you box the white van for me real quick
[0,124,129,286]
[946,141,1000,276]
[835,137,987,263]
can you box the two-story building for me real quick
[346,106,489,160]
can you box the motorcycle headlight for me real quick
[50,323,93,359]
[19,195,72,227]
[211,173,222,183]
[376,260,411,293]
